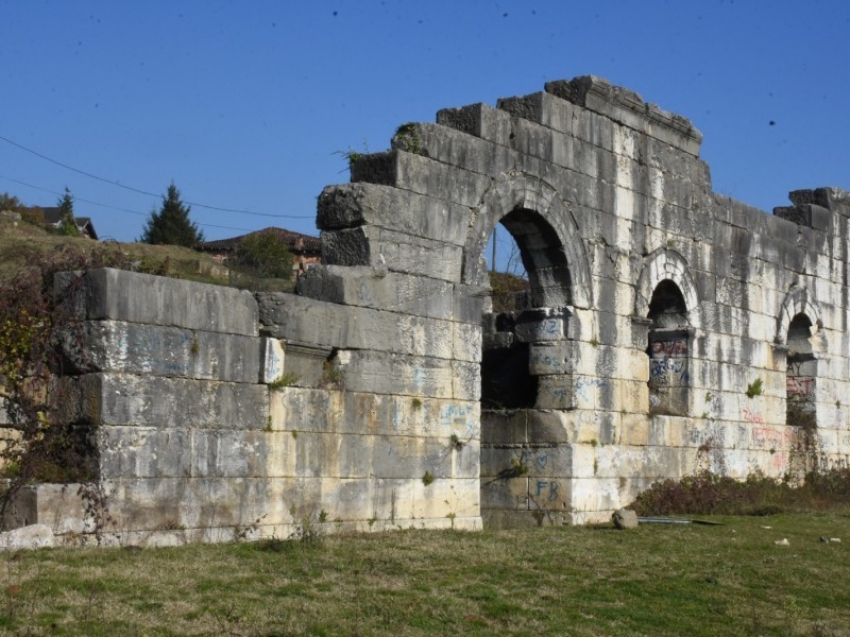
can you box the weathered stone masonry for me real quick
[5,75,850,542]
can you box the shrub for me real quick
[0,246,156,521]
[631,469,850,517]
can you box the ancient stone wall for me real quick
[4,75,849,541]
[1,267,481,544]
[314,75,850,526]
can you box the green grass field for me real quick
[2,513,849,636]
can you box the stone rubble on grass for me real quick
[611,508,639,529]
[0,524,54,551]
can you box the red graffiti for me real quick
[742,408,764,424]
[752,426,791,449]
[786,377,815,397]
[650,339,688,357]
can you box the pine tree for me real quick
[56,187,79,237]
[139,182,204,246]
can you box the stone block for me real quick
[269,388,480,440]
[370,477,479,521]
[527,478,571,511]
[101,477,304,532]
[312,478,368,520]
[480,475,530,510]
[570,477,632,513]
[527,409,599,445]
[436,102,513,145]
[268,387,341,434]
[260,337,285,384]
[483,509,568,528]
[0,525,54,551]
[59,374,270,430]
[480,446,525,480]
[535,374,576,410]
[620,414,650,446]
[350,151,490,209]
[316,182,471,246]
[294,266,459,322]
[544,77,702,155]
[523,445,575,479]
[480,410,528,445]
[509,116,576,170]
[394,121,514,177]
[259,294,476,362]
[189,429,272,479]
[453,323,483,363]
[514,311,567,342]
[59,321,261,383]
[321,225,464,281]
[528,341,578,375]
[56,268,258,336]
[100,427,193,479]
[648,416,684,448]
[1,484,88,535]
[335,351,472,399]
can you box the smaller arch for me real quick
[634,248,701,329]
[645,278,692,417]
[775,287,822,346]
[461,172,593,309]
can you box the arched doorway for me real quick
[479,207,573,409]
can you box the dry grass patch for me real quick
[0,217,225,285]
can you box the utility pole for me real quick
[491,226,497,272]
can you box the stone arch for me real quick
[634,248,701,329]
[461,172,593,309]
[777,287,827,458]
[775,287,823,347]
[636,249,700,417]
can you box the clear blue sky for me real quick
[2,0,848,243]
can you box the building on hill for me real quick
[27,207,99,240]
[194,227,322,278]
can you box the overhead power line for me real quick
[0,134,314,219]
[0,174,258,233]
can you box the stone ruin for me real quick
[2,75,850,544]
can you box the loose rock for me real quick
[612,509,639,530]
[0,524,54,551]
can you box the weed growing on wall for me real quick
[0,246,155,525]
[392,122,426,156]
[502,457,529,478]
[268,372,300,390]
[334,141,370,173]
[319,360,344,390]
[449,433,464,450]
[745,377,764,398]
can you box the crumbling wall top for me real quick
[544,75,703,156]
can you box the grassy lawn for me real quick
[2,513,849,636]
